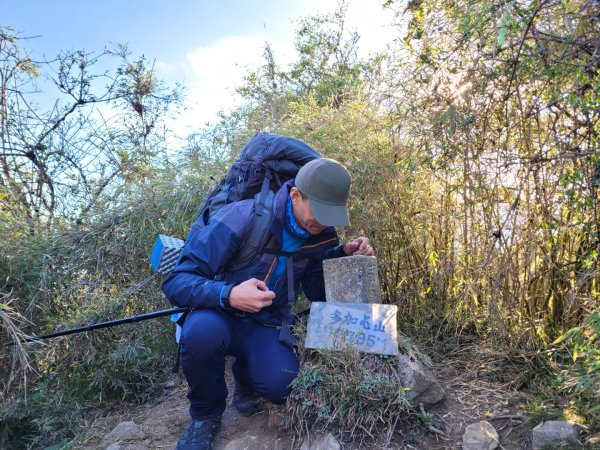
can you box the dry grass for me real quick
[0,294,32,393]
[285,323,412,448]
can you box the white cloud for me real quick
[187,35,264,88]
[169,0,398,136]
[154,59,178,75]
[298,0,398,58]
[172,35,295,133]
[345,2,399,57]
[167,35,262,134]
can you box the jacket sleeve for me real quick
[300,241,344,302]
[320,244,346,261]
[161,207,248,309]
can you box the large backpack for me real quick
[167,132,320,355]
[192,131,321,270]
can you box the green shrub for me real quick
[0,380,86,449]
[0,166,212,447]
[551,309,600,429]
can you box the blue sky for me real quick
[1,0,397,135]
[3,1,314,62]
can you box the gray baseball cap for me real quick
[295,158,351,226]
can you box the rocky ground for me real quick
[75,339,591,450]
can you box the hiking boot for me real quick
[176,419,220,450]
[233,381,262,416]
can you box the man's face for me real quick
[290,187,327,235]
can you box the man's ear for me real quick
[290,187,301,204]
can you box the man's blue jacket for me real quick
[162,180,345,327]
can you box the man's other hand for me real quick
[229,278,275,313]
[343,237,374,256]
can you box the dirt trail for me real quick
[80,345,536,450]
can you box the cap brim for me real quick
[309,198,350,227]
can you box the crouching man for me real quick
[162,146,373,450]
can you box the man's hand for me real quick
[343,236,374,256]
[229,278,275,313]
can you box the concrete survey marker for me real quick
[323,256,382,304]
[305,302,398,355]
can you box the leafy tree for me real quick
[0,28,183,228]
[237,2,384,132]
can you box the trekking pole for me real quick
[15,307,189,345]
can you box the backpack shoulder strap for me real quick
[226,177,276,272]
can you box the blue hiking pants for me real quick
[179,308,299,420]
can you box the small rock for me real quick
[587,432,600,446]
[267,407,285,427]
[462,421,499,450]
[163,378,179,389]
[222,435,286,450]
[105,444,123,450]
[397,352,445,406]
[532,420,580,449]
[300,432,341,450]
[223,435,259,450]
[102,421,146,443]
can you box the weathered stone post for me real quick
[323,255,381,304]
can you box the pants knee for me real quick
[256,362,299,404]
[181,310,231,360]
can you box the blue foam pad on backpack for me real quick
[150,234,185,274]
